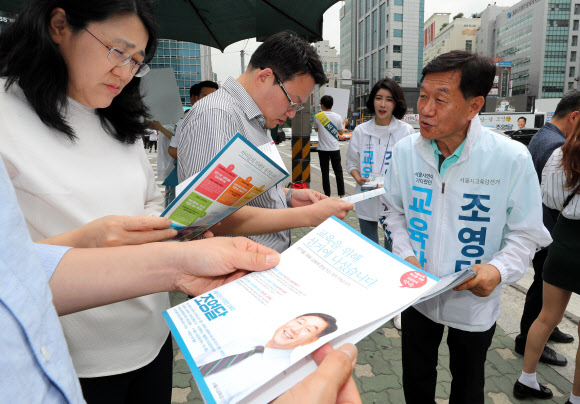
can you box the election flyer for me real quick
[161,134,289,241]
[163,217,457,404]
[342,188,386,204]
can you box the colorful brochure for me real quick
[162,134,289,241]
[163,217,473,404]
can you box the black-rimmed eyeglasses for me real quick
[84,28,150,78]
[272,71,305,112]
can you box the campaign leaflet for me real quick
[161,134,289,242]
[163,217,445,404]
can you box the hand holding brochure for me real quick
[164,217,477,404]
[415,267,476,303]
[161,134,288,241]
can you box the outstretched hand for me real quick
[173,237,280,296]
[291,188,328,207]
[305,198,354,226]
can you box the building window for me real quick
[569,82,575,90]
[386,30,389,38]
[394,0,403,5]
[358,21,364,58]
[394,13,403,22]
[575,20,580,30]
[570,66,576,78]
[365,16,370,53]
[574,35,579,46]
[393,60,402,68]
[394,29,403,37]
[576,4,580,14]
[394,76,402,83]
[324,62,328,71]
[465,40,472,52]
[372,10,377,49]
[379,4,386,45]
[393,45,402,53]
[572,51,577,62]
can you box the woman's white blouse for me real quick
[541,147,580,220]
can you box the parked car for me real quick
[339,131,352,141]
[509,128,538,145]
[310,129,319,152]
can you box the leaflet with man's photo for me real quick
[163,217,473,404]
[161,134,289,241]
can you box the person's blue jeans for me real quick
[164,186,176,208]
[358,219,391,251]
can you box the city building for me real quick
[340,0,425,120]
[423,14,480,66]
[149,39,214,106]
[312,40,341,114]
[340,0,356,89]
[477,0,580,100]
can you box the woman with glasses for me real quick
[0,1,175,402]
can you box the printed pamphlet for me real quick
[161,134,289,241]
[163,217,474,403]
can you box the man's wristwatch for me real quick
[286,188,294,207]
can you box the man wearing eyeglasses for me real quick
[176,31,354,253]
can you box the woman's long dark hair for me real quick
[561,116,580,191]
[0,0,159,143]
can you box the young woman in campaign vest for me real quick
[346,78,414,250]
[345,78,414,330]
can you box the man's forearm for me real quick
[213,206,312,236]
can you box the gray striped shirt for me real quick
[542,147,580,219]
[177,77,290,252]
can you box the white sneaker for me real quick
[393,314,402,330]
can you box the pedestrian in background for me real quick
[513,119,580,402]
[314,95,346,198]
[147,127,158,152]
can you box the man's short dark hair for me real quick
[298,313,338,337]
[365,78,408,119]
[518,116,526,122]
[421,50,495,100]
[320,95,334,109]
[195,81,219,95]
[248,31,327,86]
[189,83,200,102]
[554,91,580,119]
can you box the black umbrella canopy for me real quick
[0,0,340,51]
